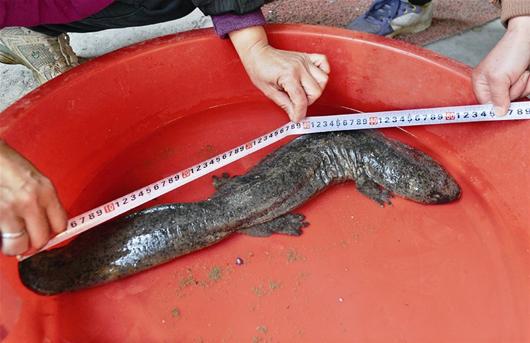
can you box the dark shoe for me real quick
[347,0,433,37]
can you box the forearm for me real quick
[506,13,530,33]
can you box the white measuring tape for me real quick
[19,101,530,260]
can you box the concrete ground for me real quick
[0,10,505,112]
[425,19,505,67]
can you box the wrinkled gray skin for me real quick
[19,130,460,295]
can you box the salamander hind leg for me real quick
[239,214,309,237]
[356,177,393,206]
[212,173,237,191]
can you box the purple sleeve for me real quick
[0,0,114,28]
[211,9,266,38]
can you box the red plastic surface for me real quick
[0,25,529,342]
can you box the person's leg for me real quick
[31,0,196,36]
[347,0,433,37]
[0,0,196,84]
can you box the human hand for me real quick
[472,16,530,115]
[229,26,330,122]
[0,141,67,255]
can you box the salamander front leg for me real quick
[239,213,309,237]
[356,176,393,206]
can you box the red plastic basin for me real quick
[0,25,529,342]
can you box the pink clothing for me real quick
[0,0,265,37]
[0,0,114,28]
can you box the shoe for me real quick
[0,27,79,84]
[347,0,433,37]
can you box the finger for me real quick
[471,70,492,104]
[40,180,67,234]
[1,216,29,256]
[20,193,51,250]
[488,75,511,116]
[509,71,530,100]
[46,200,68,234]
[521,80,530,98]
[307,63,330,90]
[264,86,295,120]
[308,53,330,74]
[300,70,323,106]
[279,78,308,122]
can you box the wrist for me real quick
[228,26,270,63]
[507,16,530,34]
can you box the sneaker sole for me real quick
[387,3,433,38]
[0,48,48,84]
[0,49,19,64]
[386,17,432,37]
[0,32,79,85]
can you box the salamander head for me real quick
[379,143,461,204]
[349,131,461,204]
[400,160,461,204]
